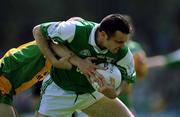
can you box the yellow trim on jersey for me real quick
[3,41,37,57]
[0,75,12,94]
[15,60,52,94]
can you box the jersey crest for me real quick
[79,49,91,56]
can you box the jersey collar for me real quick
[89,24,108,54]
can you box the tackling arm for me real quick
[33,25,72,69]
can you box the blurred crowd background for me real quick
[0,0,180,117]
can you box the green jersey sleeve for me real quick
[40,21,76,44]
[116,48,136,83]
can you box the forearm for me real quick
[146,55,166,68]
[50,42,83,67]
[33,25,57,64]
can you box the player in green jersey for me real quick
[120,42,180,109]
[71,16,147,117]
[0,41,73,117]
[33,14,136,117]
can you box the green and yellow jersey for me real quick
[0,41,51,105]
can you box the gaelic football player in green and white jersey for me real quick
[33,14,136,117]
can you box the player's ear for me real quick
[100,31,108,40]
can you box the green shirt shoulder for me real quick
[1,41,46,90]
[40,20,97,44]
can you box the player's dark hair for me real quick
[99,14,131,37]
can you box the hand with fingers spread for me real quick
[88,70,105,88]
[77,57,98,78]
[69,55,98,78]
[68,56,105,85]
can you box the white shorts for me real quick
[37,75,104,117]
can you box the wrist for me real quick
[51,59,59,67]
[68,54,81,67]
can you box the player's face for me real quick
[104,31,128,53]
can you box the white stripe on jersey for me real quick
[116,48,135,76]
